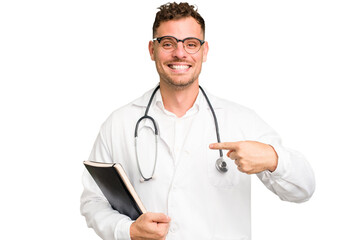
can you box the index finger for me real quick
[148,213,171,223]
[209,142,238,150]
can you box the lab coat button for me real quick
[170,223,178,233]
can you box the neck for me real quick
[159,81,199,118]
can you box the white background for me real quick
[0,0,359,239]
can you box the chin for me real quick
[165,78,196,89]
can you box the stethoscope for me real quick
[134,85,228,181]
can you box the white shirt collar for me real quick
[153,88,201,118]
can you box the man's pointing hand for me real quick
[209,141,278,174]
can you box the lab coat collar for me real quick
[132,84,225,110]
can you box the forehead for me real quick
[156,17,203,39]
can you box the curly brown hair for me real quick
[152,2,205,38]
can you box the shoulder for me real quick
[204,90,270,133]
[206,91,257,117]
[205,90,277,140]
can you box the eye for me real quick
[161,38,176,49]
[185,39,199,49]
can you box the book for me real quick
[83,161,147,220]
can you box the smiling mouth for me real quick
[168,64,191,70]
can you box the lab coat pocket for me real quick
[206,149,243,188]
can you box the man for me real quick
[81,2,315,240]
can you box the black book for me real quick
[83,161,146,220]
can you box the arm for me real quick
[80,132,134,240]
[209,111,315,203]
[256,142,315,203]
[81,129,171,239]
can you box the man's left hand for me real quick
[209,141,278,174]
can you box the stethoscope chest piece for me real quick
[215,157,228,173]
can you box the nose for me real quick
[172,42,187,59]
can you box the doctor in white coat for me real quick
[80,2,315,240]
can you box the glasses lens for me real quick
[159,37,177,52]
[158,37,202,54]
[183,38,201,54]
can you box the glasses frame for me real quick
[152,35,205,54]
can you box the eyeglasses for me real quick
[153,35,205,54]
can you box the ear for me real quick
[148,40,155,61]
[202,41,209,62]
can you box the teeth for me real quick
[169,65,190,70]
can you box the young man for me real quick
[81,3,315,240]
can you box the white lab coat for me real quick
[80,86,315,240]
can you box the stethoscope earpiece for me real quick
[215,157,228,173]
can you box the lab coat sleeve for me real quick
[248,111,316,203]
[80,129,134,240]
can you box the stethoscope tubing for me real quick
[134,85,160,181]
[199,85,223,158]
[134,85,227,181]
